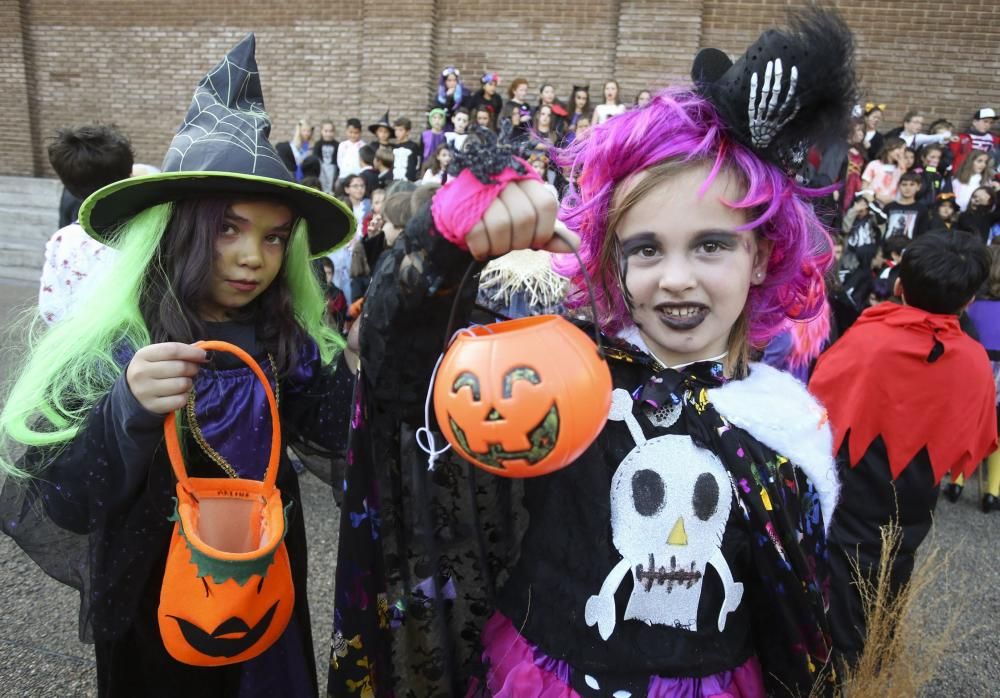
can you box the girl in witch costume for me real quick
[330,10,854,698]
[0,36,355,697]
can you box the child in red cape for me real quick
[809,230,996,668]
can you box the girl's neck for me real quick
[655,350,729,372]
[625,325,735,378]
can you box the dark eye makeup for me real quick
[618,229,741,257]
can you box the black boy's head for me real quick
[898,232,989,314]
[47,124,134,200]
[393,117,412,142]
[359,144,375,166]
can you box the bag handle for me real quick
[163,340,281,492]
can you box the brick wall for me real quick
[435,3,619,110]
[3,1,998,177]
[615,0,703,97]
[1,2,37,176]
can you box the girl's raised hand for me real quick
[126,343,209,415]
[464,179,580,260]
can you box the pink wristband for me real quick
[430,161,542,250]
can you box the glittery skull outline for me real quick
[584,389,744,641]
[747,58,800,150]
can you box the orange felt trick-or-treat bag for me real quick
[157,340,294,667]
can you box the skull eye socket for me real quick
[632,469,665,517]
[693,472,720,521]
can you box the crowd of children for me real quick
[4,10,1000,698]
[270,71,1000,335]
[272,73,657,197]
[813,106,1000,328]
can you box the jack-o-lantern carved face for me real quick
[447,366,560,469]
[433,316,613,478]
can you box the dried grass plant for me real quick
[834,520,971,697]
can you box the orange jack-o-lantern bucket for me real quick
[158,340,294,667]
[432,238,612,478]
[433,315,612,477]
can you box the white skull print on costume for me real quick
[585,389,744,641]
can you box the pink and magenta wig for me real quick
[554,87,832,347]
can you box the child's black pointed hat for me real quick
[80,34,354,258]
[368,111,392,135]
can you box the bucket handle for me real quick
[163,340,281,492]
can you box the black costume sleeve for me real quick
[746,460,836,697]
[331,138,539,696]
[407,142,422,182]
[282,352,355,457]
[1,376,178,643]
[23,374,165,534]
[359,201,480,424]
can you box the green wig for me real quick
[0,203,344,480]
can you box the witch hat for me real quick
[368,110,392,136]
[79,34,354,257]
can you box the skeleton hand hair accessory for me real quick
[747,58,799,150]
[691,8,857,174]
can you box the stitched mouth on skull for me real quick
[635,553,702,592]
[447,404,559,470]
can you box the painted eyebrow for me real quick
[223,209,294,233]
[691,229,741,243]
[619,231,658,246]
[620,229,741,246]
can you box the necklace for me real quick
[185,353,280,479]
[661,351,729,372]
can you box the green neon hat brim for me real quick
[79,171,356,258]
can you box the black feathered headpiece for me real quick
[692,8,857,173]
[449,125,528,184]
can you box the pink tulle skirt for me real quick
[470,612,765,698]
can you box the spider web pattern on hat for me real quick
[162,39,287,177]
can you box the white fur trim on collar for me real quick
[708,362,839,532]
